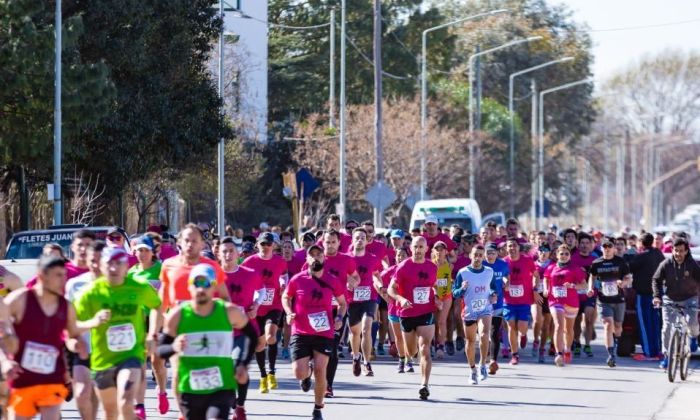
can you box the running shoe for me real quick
[659,356,668,370]
[583,345,593,357]
[520,334,527,349]
[397,359,405,373]
[502,347,511,359]
[312,408,324,420]
[377,344,385,356]
[234,406,247,420]
[135,404,146,420]
[469,368,478,385]
[389,342,398,358]
[573,342,581,357]
[419,385,430,400]
[691,337,698,353]
[338,346,345,359]
[364,363,374,377]
[488,360,499,375]
[259,376,269,393]
[352,358,362,377]
[548,342,556,356]
[531,340,539,357]
[509,354,519,365]
[407,359,415,373]
[445,341,455,356]
[456,336,465,352]
[325,386,334,398]
[300,375,312,392]
[564,351,572,364]
[267,373,278,390]
[606,355,616,368]
[538,349,545,364]
[436,345,445,359]
[281,347,290,359]
[158,392,169,415]
[555,354,565,367]
[479,365,488,382]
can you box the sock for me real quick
[314,404,324,410]
[353,353,361,361]
[135,403,145,409]
[236,380,249,406]
[613,335,619,350]
[256,350,267,378]
[268,344,278,374]
[512,352,519,357]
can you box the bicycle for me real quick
[664,302,696,383]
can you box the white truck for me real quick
[409,198,505,233]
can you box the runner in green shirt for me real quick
[157,263,258,420]
[74,246,161,420]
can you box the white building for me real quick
[224,0,268,142]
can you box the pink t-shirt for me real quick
[570,251,596,302]
[504,256,537,306]
[316,232,352,254]
[422,232,457,252]
[286,255,304,277]
[286,271,344,339]
[160,243,179,260]
[224,266,263,311]
[545,263,586,308]
[26,260,88,291]
[241,254,288,316]
[393,259,438,318]
[352,240,388,261]
[380,265,399,317]
[452,255,471,280]
[347,253,382,304]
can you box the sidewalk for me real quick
[652,360,700,419]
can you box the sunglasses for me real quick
[602,244,613,248]
[191,277,215,289]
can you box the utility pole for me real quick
[339,0,347,218]
[217,0,225,237]
[373,0,384,227]
[530,79,537,229]
[475,46,481,132]
[329,7,336,128]
[54,0,62,225]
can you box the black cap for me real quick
[257,232,275,244]
[303,232,316,243]
[242,242,255,253]
[485,243,498,251]
[451,234,462,244]
[601,238,614,247]
[307,244,323,255]
[462,234,476,244]
[38,255,66,272]
[538,244,551,252]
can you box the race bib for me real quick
[552,286,567,299]
[353,286,371,302]
[413,287,430,305]
[189,366,224,391]
[509,284,524,298]
[107,323,136,352]
[470,298,488,313]
[308,311,331,332]
[601,281,618,297]
[262,288,275,306]
[20,341,58,374]
[437,278,448,288]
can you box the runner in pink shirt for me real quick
[26,229,94,291]
[421,215,457,253]
[543,244,587,366]
[570,233,598,358]
[388,236,439,401]
[282,245,347,420]
[316,214,352,253]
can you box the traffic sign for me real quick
[365,180,396,209]
[296,168,320,199]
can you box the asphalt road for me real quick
[62,331,698,419]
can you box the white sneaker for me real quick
[469,368,478,385]
[479,364,488,382]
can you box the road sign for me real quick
[365,180,396,209]
[296,168,320,199]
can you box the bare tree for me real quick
[65,169,106,225]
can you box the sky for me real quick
[557,0,700,82]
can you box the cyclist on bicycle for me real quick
[652,238,700,369]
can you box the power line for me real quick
[585,17,700,33]
[344,34,415,80]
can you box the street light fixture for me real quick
[538,78,592,229]
[507,56,574,217]
[467,36,543,200]
[419,9,508,201]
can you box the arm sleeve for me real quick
[652,260,665,299]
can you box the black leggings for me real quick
[326,311,348,388]
[490,316,503,361]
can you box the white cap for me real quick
[425,215,439,225]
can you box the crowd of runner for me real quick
[0,215,699,420]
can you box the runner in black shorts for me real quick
[534,245,554,363]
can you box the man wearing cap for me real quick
[74,246,161,420]
[1,255,88,420]
[158,264,258,420]
[241,231,288,393]
[421,215,456,253]
[387,229,407,266]
[283,245,348,420]
[106,227,138,268]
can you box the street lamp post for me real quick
[54,0,62,225]
[538,78,592,229]
[339,0,346,218]
[507,57,573,217]
[468,36,542,200]
[419,9,508,201]
[217,0,225,237]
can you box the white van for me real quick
[409,199,504,233]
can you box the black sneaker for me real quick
[419,385,430,400]
[407,359,415,373]
[364,363,374,377]
[300,375,312,392]
[352,358,362,377]
[312,408,324,420]
[445,341,455,356]
[606,355,616,368]
[397,360,405,373]
[456,336,465,352]
[324,385,334,398]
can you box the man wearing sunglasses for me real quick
[158,264,258,420]
[421,215,456,254]
[241,232,288,394]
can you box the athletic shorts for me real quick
[289,334,334,361]
[348,301,377,327]
[598,302,626,323]
[388,314,401,323]
[93,357,143,390]
[503,304,532,322]
[538,293,550,315]
[67,349,90,370]
[378,296,388,310]
[400,312,434,333]
[8,383,68,417]
[578,296,597,314]
[233,334,253,368]
[256,310,283,335]
[181,390,234,420]
[550,303,579,319]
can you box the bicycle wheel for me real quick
[668,330,680,383]
[680,333,690,381]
